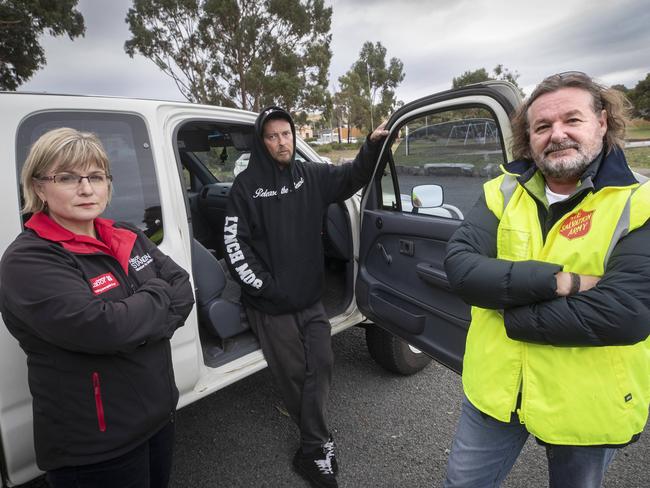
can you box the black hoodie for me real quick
[224,106,383,314]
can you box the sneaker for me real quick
[293,447,338,488]
[323,436,339,475]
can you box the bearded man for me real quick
[443,72,650,487]
[224,106,387,488]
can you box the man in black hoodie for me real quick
[224,106,387,488]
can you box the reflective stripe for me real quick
[484,174,518,220]
[603,181,650,266]
[630,181,650,230]
[603,194,631,267]
[499,174,518,213]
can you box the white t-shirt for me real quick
[545,185,571,205]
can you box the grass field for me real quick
[625,146,650,168]
[317,122,650,168]
[627,119,650,140]
[318,145,650,168]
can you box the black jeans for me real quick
[46,419,175,488]
[246,301,334,452]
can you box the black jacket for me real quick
[224,107,383,314]
[0,213,194,470]
[444,147,650,346]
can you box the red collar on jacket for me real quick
[25,212,137,274]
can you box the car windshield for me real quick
[177,124,317,183]
[177,126,254,183]
[188,146,249,183]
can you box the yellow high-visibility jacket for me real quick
[445,148,650,445]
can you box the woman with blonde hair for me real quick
[0,127,194,487]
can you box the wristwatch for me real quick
[569,272,581,295]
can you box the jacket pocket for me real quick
[497,227,531,261]
[92,372,107,432]
[606,347,636,410]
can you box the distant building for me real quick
[298,112,363,143]
[297,125,314,140]
[315,127,363,144]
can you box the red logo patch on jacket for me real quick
[559,209,595,240]
[89,272,120,295]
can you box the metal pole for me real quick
[405,125,410,156]
[366,62,374,130]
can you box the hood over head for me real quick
[245,106,298,185]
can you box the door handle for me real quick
[376,243,392,265]
[415,263,450,290]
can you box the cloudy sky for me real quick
[20,0,650,106]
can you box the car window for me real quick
[16,112,164,242]
[187,146,249,183]
[381,164,398,210]
[198,149,312,181]
[384,106,507,220]
[175,119,322,187]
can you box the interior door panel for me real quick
[356,81,519,375]
[356,209,470,373]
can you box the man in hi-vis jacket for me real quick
[224,106,387,488]
[443,72,650,487]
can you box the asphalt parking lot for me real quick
[168,326,650,488]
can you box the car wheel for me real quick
[365,326,432,375]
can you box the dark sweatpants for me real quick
[246,300,333,452]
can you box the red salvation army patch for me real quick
[559,209,595,240]
[89,272,120,295]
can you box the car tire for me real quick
[365,326,432,375]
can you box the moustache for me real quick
[544,141,580,156]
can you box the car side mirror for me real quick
[411,184,443,208]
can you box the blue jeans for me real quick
[444,397,616,488]
[46,419,175,488]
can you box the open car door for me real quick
[356,81,521,374]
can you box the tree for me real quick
[0,0,85,90]
[628,73,650,120]
[334,41,404,134]
[352,41,404,129]
[452,64,524,97]
[125,0,332,112]
[333,71,366,139]
[452,68,490,88]
[315,90,336,136]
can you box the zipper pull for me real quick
[93,372,107,432]
[516,407,525,424]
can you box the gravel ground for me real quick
[14,326,650,487]
[166,326,650,488]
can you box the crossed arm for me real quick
[444,194,650,346]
